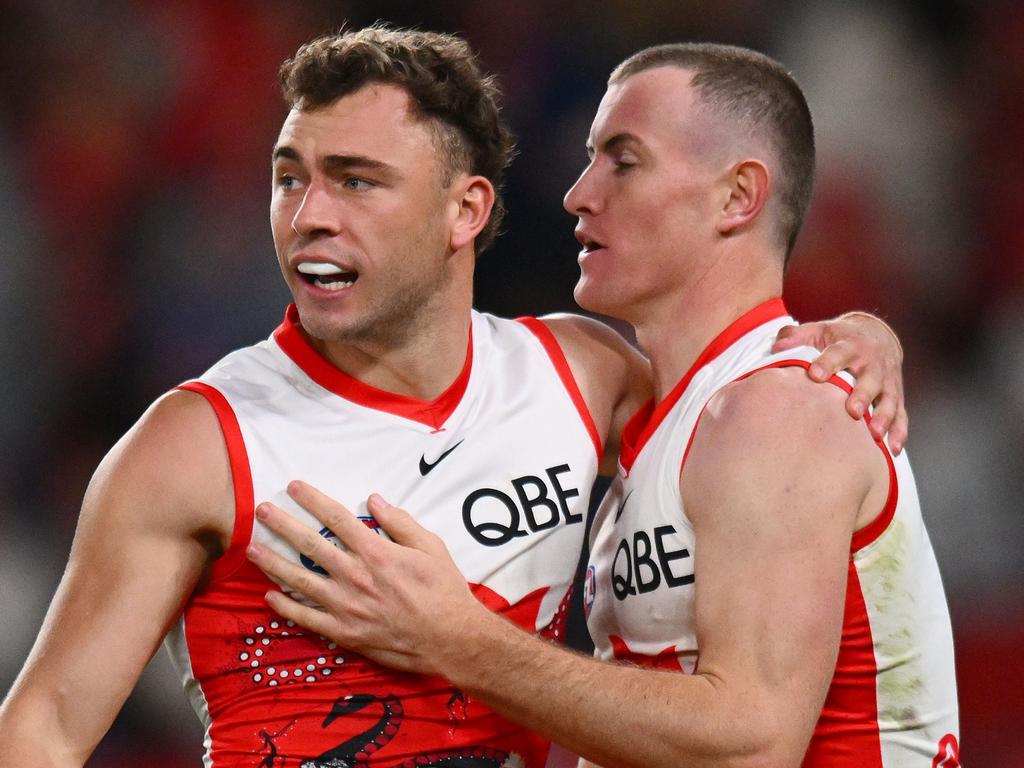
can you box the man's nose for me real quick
[563,163,601,217]
[292,182,340,237]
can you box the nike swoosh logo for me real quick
[614,489,634,523]
[419,439,465,476]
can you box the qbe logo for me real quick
[461,463,583,546]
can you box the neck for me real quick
[306,252,476,401]
[635,247,783,401]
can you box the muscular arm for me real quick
[669,368,888,763]
[247,369,889,768]
[0,391,234,767]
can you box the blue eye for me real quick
[343,177,374,191]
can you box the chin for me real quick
[573,278,622,319]
[292,302,357,342]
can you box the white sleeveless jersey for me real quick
[585,299,960,767]
[164,305,600,768]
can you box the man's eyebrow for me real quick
[322,154,392,175]
[600,133,642,154]
[272,145,300,163]
[585,133,641,159]
[271,147,393,176]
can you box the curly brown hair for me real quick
[280,24,516,254]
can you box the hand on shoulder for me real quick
[684,366,888,535]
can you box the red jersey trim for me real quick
[620,298,788,473]
[770,366,899,552]
[679,359,899,553]
[851,440,898,553]
[803,560,883,766]
[517,317,604,461]
[176,381,255,583]
[272,304,473,431]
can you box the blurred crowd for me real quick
[0,1,1020,765]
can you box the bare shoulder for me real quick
[704,367,856,437]
[536,313,641,370]
[538,313,651,392]
[684,367,881,518]
[536,313,652,472]
[85,387,234,546]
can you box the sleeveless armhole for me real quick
[176,381,255,583]
[516,316,604,461]
[679,359,898,553]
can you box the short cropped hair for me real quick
[280,24,516,254]
[611,43,815,263]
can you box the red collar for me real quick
[272,305,473,430]
[619,298,789,473]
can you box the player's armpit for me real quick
[0,390,234,766]
[681,367,888,766]
[538,313,652,476]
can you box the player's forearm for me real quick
[0,739,80,768]
[0,695,89,768]
[437,609,801,768]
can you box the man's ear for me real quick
[449,175,495,252]
[717,159,770,235]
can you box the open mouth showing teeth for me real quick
[297,262,358,292]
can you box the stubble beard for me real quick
[304,234,453,350]
[327,270,448,347]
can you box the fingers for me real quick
[772,322,827,353]
[847,376,908,455]
[263,588,337,639]
[846,364,886,421]
[807,339,858,385]
[287,480,376,555]
[254,500,354,574]
[888,405,908,455]
[246,538,335,607]
[790,321,911,448]
[866,388,897,442]
[868,370,908,454]
[367,494,443,554]
[771,324,801,352]
[832,313,908,449]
